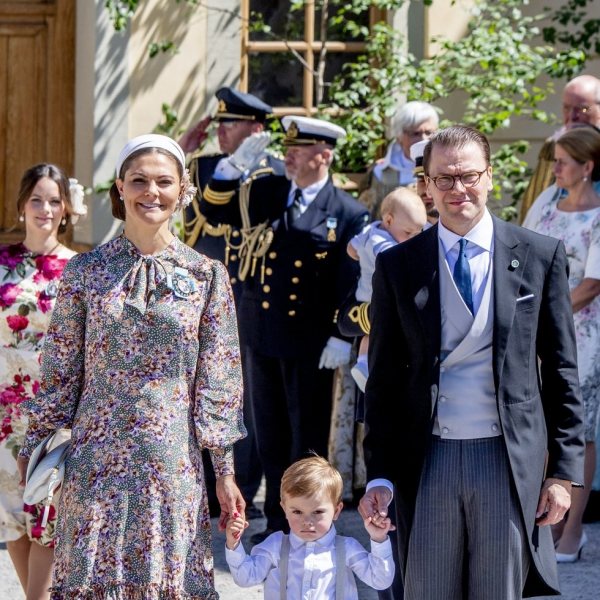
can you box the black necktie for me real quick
[288,188,303,225]
[453,238,474,314]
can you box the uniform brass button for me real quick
[262,301,270,309]
[266,268,273,276]
[269,252,277,259]
[263,285,271,293]
[289,294,297,301]
[232,230,240,238]
[291,277,299,284]
[230,277,237,285]
[288,310,296,316]
[230,254,237,262]
[294,260,302,268]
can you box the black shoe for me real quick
[250,528,276,545]
[245,504,264,520]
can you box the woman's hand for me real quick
[216,474,246,532]
[16,455,29,487]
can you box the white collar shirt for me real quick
[289,176,329,215]
[438,209,494,314]
[225,525,394,599]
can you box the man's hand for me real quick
[535,478,572,526]
[216,474,246,532]
[228,132,271,173]
[318,337,352,369]
[358,486,393,529]
[178,116,213,153]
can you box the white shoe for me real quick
[555,532,588,563]
[351,361,369,392]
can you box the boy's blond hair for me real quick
[379,187,425,223]
[280,455,343,505]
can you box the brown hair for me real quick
[556,126,600,181]
[17,163,72,234]
[423,125,491,175]
[280,455,343,505]
[109,147,184,221]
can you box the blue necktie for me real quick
[453,238,474,314]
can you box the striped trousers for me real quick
[404,436,530,600]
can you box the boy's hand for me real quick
[225,512,249,550]
[364,514,395,543]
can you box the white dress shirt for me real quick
[437,209,494,315]
[289,176,329,215]
[225,525,394,599]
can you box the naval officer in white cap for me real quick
[237,115,370,544]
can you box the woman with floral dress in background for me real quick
[524,126,600,563]
[17,134,246,599]
[0,163,84,598]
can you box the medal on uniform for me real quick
[326,217,338,242]
[166,267,197,298]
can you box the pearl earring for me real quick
[120,196,124,202]
[583,176,588,183]
[61,218,67,226]
[19,215,24,223]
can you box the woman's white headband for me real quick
[115,134,186,177]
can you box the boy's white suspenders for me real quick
[279,534,346,599]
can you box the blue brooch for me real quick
[166,267,197,298]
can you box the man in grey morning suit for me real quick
[359,126,585,599]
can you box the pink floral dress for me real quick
[20,235,245,599]
[0,242,75,547]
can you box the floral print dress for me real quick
[20,235,245,600]
[524,185,600,441]
[0,243,75,547]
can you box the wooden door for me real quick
[0,0,74,243]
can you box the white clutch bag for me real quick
[24,429,71,527]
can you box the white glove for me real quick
[318,337,352,370]
[228,131,271,173]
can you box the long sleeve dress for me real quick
[20,235,245,599]
[0,243,75,547]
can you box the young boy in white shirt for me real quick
[225,456,395,598]
[347,187,426,390]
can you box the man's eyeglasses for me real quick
[426,169,488,191]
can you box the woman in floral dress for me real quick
[0,163,77,598]
[18,135,246,599]
[524,126,600,562]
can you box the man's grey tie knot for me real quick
[288,188,304,224]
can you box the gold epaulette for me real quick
[203,185,235,205]
[348,302,371,335]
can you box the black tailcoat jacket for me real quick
[364,215,584,597]
[238,177,369,358]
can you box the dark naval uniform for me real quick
[183,86,278,516]
[240,173,369,531]
[186,152,287,299]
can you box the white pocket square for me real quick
[516,293,535,302]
